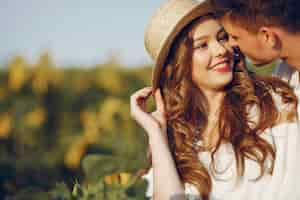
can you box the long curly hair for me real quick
[139,15,297,200]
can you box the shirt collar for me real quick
[273,61,300,89]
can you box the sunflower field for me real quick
[0,53,155,200]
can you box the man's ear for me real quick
[258,26,280,49]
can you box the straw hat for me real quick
[144,0,212,89]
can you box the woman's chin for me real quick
[213,75,233,90]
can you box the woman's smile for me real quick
[212,61,231,73]
[209,58,232,73]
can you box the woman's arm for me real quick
[149,129,185,200]
[130,87,186,200]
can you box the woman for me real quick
[130,0,299,199]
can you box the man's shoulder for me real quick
[272,61,294,81]
[272,61,291,75]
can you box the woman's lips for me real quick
[213,62,231,73]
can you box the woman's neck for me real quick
[202,89,225,114]
[200,88,225,151]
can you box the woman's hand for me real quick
[131,87,185,199]
[130,87,167,137]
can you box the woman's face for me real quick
[190,18,234,91]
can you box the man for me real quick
[210,0,300,113]
[208,1,300,199]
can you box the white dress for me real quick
[142,64,300,199]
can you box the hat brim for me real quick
[152,1,213,89]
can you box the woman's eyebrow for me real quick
[194,28,225,42]
[216,27,226,36]
[193,35,209,42]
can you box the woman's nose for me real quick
[213,42,227,57]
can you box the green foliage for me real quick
[68,178,148,200]
[82,154,136,182]
[0,54,151,199]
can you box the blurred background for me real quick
[0,0,275,199]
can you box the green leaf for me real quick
[82,154,130,182]
[49,183,71,200]
[72,182,84,198]
[6,187,51,200]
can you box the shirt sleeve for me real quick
[184,183,202,200]
[142,168,202,200]
[141,168,154,199]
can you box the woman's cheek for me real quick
[192,51,211,71]
[191,53,211,86]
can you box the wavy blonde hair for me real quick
[139,15,297,200]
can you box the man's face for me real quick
[220,16,279,66]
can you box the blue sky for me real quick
[1,0,164,67]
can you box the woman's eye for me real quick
[194,42,208,49]
[218,32,229,42]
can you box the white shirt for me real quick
[273,61,300,116]
[142,62,300,200]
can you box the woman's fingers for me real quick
[130,87,152,111]
[130,87,158,128]
[130,87,167,133]
[131,87,152,102]
[154,89,165,114]
[152,89,167,131]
